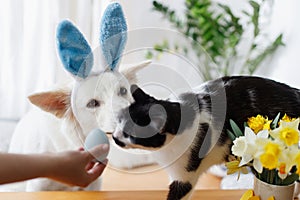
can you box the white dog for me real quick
[4,61,151,191]
[3,3,153,191]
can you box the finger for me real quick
[87,163,107,181]
[85,160,96,171]
[78,147,85,151]
[86,144,109,160]
[98,158,108,166]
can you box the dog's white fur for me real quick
[2,61,154,191]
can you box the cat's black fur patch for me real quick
[169,93,198,135]
[186,123,211,172]
[115,86,200,148]
[167,181,192,200]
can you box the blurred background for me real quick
[0,0,299,190]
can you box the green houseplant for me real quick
[147,0,284,81]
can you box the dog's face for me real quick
[72,71,134,133]
[28,62,150,137]
[113,85,171,150]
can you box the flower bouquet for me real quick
[226,113,300,200]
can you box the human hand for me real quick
[45,144,109,187]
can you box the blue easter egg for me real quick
[84,128,110,162]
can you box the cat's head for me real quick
[112,85,184,150]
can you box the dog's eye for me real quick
[87,99,100,108]
[119,87,127,96]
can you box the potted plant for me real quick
[147,0,284,81]
[227,114,300,200]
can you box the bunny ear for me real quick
[100,3,127,71]
[56,20,93,79]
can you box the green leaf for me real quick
[218,4,240,25]
[249,0,260,37]
[247,34,284,74]
[242,10,251,17]
[152,1,183,29]
[153,40,169,53]
[274,33,285,46]
[153,45,163,52]
[230,119,244,137]
[227,130,236,141]
[145,51,153,59]
[271,112,281,129]
[281,173,299,185]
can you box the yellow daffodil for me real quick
[270,118,300,146]
[247,115,272,133]
[279,127,298,146]
[277,145,300,179]
[263,120,272,131]
[226,159,248,177]
[278,162,286,176]
[240,190,254,200]
[260,153,278,169]
[240,190,274,200]
[249,197,260,200]
[295,152,300,175]
[282,114,296,122]
[259,142,281,170]
[231,127,268,173]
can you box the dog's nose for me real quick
[112,136,126,147]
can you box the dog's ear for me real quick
[28,90,71,118]
[130,85,153,102]
[122,60,151,83]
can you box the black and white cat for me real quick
[112,76,300,200]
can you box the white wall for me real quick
[267,0,300,88]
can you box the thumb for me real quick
[86,144,109,160]
[87,162,107,181]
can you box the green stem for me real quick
[270,170,274,184]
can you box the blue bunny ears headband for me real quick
[56,2,127,79]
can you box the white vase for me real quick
[253,177,295,200]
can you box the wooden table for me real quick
[0,190,246,200]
